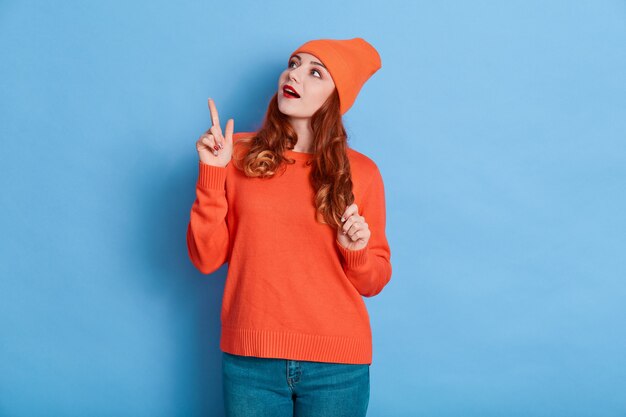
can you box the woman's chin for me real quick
[278,102,297,116]
[278,102,313,119]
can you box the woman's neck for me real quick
[289,118,314,153]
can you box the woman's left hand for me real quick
[336,203,371,251]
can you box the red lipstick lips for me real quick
[283,84,300,98]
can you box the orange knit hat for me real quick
[289,37,382,115]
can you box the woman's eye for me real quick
[288,60,322,78]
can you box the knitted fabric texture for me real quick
[186,132,392,364]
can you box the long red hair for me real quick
[232,89,353,229]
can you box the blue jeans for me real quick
[222,351,370,417]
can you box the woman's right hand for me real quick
[196,98,234,167]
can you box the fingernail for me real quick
[341,217,345,222]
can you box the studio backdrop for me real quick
[1,1,625,416]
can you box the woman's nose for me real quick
[289,67,303,83]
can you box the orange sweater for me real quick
[186,132,392,364]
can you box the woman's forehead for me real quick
[291,52,322,63]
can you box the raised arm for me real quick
[187,98,234,274]
[186,162,230,274]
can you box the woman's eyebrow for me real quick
[291,54,327,70]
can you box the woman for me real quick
[187,37,392,417]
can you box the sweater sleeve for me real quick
[186,160,230,275]
[335,165,392,297]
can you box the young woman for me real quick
[187,37,392,417]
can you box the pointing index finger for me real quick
[207,98,222,133]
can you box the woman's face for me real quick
[277,52,336,119]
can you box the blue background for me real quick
[1,1,625,416]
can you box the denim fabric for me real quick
[222,351,370,417]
